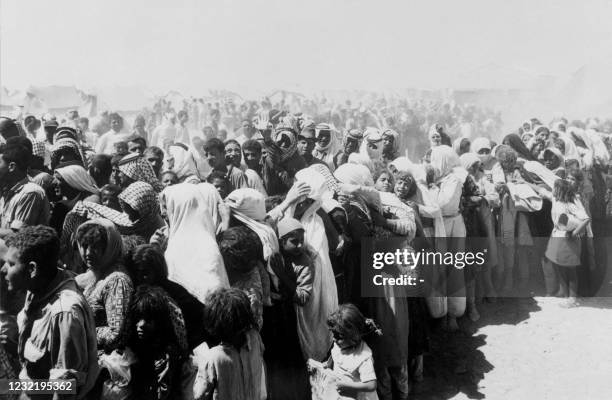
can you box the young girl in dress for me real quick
[544,179,591,307]
[193,287,265,400]
[324,304,381,400]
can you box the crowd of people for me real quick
[0,98,611,400]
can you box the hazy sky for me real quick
[2,0,612,94]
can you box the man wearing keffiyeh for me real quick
[333,128,363,169]
[50,128,87,170]
[117,152,164,192]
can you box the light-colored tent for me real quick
[27,85,96,117]
[0,87,45,116]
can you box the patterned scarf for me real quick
[51,137,86,170]
[118,153,164,192]
[61,181,164,260]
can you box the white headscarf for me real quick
[162,183,229,303]
[459,153,481,172]
[225,188,278,260]
[348,152,375,173]
[334,163,374,187]
[359,127,384,162]
[165,144,201,182]
[471,137,491,154]
[430,145,467,182]
[55,164,99,195]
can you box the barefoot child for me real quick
[544,179,590,307]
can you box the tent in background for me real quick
[27,85,96,117]
[0,87,47,116]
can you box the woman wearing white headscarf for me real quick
[50,164,100,236]
[164,143,201,184]
[161,183,230,304]
[428,145,468,331]
[225,188,278,306]
[471,137,503,182]
[348,152,375,174]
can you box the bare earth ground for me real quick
[411,296,612,400]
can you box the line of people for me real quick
[0,108,611,400]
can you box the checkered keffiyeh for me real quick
[28,138,47,159]
[51,137,86,169]
[118,153,164,192]
[60,182,164,261]
[118,181,161,217]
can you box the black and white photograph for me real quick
[1,0,612,399]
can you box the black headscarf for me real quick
[502,133,536,161]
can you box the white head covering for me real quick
[55,164,99,195]
[225,188,279,261]
[348,152,375,173]
[459,153,481,172]
[162,183,229,303]
[165,144,201,182]
[430,145,463,181]
[277,217,304,238]
[388,156,413,173]
[389,156,427,184]
[471,137,491,154]
[334,163,374,187]
[359,127,383,161]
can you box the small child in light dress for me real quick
[324,304,381,400]
[544,179,591,307]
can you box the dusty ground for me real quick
[411,296,612,400]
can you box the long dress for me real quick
[162,183,230,304]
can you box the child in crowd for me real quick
[193,287,265,400]
[261,217,313,400]
[161,170,179,188]
[545,179,591,307]
[128,285,186,400]
[100,184,122,211]
[126,244,206,350]
[207,171,231,199]
[275,217,314,307]
[113,141,129,157]
[323,304,380,400]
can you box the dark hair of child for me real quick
[75,223,108,249]
[203,287,256,349]
[327,303,381,346]
[553,178,576,203]
[126,244,169,284]
[129,284,177,349]
[395,171,417,198]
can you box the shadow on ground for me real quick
[410,297,541,400]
